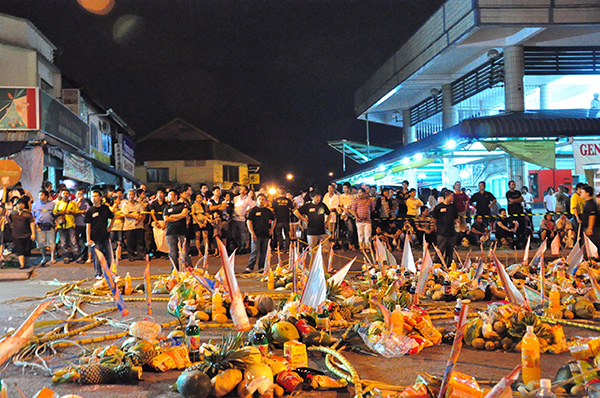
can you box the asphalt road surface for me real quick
[0,248,590,398]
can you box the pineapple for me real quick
[125,340,158,366]
[187,332,248,378]
[336,303,356,321]
[79,363,116,384]
[326,281,344,304]
[507,311,553,343]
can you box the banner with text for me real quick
[481,140,555,169]
[64,152,94,184]
[573,140,600,174]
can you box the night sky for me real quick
[0,0,444,190]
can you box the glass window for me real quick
[147,168,169,183]
[102,133,112,156]
[222,165,239,182]
[90,123,99,150]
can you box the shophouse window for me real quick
[223,165,239,182]
[147,168,169,182]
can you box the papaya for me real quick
[431,290,444,301]
[465,289,486,301]
[485,341,496,351]
[464,318,483,346]
[563,310,575,319]
[493,321,507,335]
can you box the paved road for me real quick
[0,249,587,398]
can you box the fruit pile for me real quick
[464,305,567,353]
[175,333,348,398]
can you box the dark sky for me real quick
[0,0,444,190]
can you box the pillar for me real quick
[442,83,458,128]
[402,109,416,144]
[503,45,525,112]
[539,84,550,109]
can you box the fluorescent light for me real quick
[418,173,426,180]
[402,157,410,165]
[414,153,423,161]
[378,165,386,172]
[445,140,457,150]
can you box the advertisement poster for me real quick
[0,87,39,130]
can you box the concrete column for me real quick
[442,83,458,128]
[503,45,525,112]
[539,84,550,109]
[402,108,416,144]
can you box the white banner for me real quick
[573,140,600,174]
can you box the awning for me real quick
[337,110,600,182]
[0,141,27,158]
[94,167,119,186]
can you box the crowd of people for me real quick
[1,177,600,276]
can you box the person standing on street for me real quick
[232,185,254,253]
[164,189,190,271]
[121,189,145,261]
[32,190,56,266]
[544,187,556,214]
[506,180,526,244]
[53,188,79,264]
[9,197,35,269]
[339,182,357,250]
[294,192,331,250]
[85,190,114,279]
[453,181,469,227]
[74,188,91,264]
[244,194,275,273]
[571,182,586,241]
[581,185,600,257]
[348,188,375,251]
[431,190,458,267]
[272,187,293,252]
[468,181,496,224]
[322,183,341,247]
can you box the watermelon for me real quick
[177,370,211,398]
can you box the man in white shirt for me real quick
[231,185,255,254]
[544,187,556,213]
[322,183,340,239]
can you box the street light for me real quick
[286,173,294,180]
[328,172,334,177]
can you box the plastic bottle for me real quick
[124,272,132,295]
[316,310,330,331]
[287,316,317,338]
[536,379,556,398]
[185,315,201,362]
[268,269,275,290]
[453,299,462,325]
[390,305,405,335]
[549,287,560,311]
[212,289,223,321]
[522,325,541,384]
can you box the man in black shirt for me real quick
[469,181,496,222]
[581,185,600,256]
[164,189,190,271]
[294,192,331,250]
[506,180,527,243]
[245,194,276,273]
[85,190,114,279]
[431,190,458,267]
[272,187,293,252]
[8,197,35,269]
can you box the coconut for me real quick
[177,370,212,398]
[255,295,275,314]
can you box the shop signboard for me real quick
[0,87,39,130]
[40,91,89,151]
[115,143,135,177]
[573,140,600,174]
[119,134,135,160]
[63,152,94,184]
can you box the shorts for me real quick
[12,237,31,256]
[36,227,56,249]
[193,223,209,233]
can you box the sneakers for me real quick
[86,259,92,263]
[243,268,254,274]
[39,260,48,267]
[95,275,103,280]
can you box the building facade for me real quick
[337,0,600,206]
[0,12,137,195]
[135,119,260,191]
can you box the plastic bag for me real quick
[358,326,418,358]
[129,320,161,341]
[152,223,169,253]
